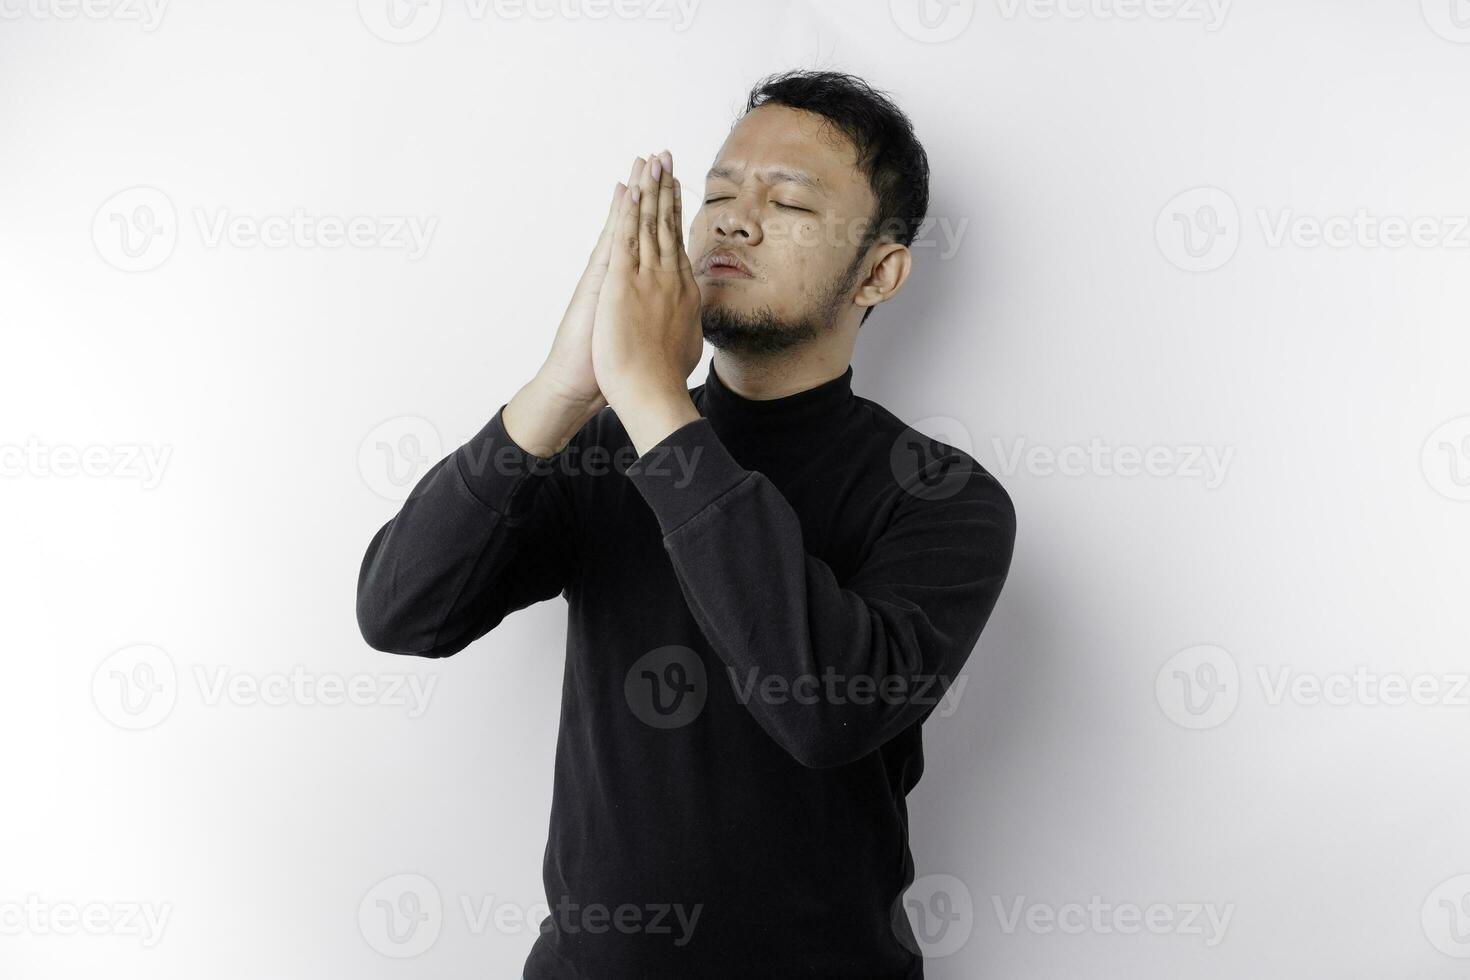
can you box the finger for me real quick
[586,181,625,272]
[611,157,645,274]
[656,150,677,271]
[672,177,693,276]
[637,149,660,273]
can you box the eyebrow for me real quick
[705,165,827,192]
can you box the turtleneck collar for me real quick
[696,359,856,434]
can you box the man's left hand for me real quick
[591,149,704,455]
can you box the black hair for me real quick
[741,70,930,325]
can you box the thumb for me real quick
[587,181,626,272]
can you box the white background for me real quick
[3,1,1469,977]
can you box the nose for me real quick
[710,196,763,246]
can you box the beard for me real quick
[699,304,827,356]
[699,249,866,356]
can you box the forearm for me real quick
[627,421,1014,768]
[612,382,701,457]
[503,372,605,459]
[357,406,576,657]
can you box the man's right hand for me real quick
[504,157,648,458]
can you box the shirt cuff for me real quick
[454,404,558,519]
[625,418,751,536]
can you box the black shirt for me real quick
[356,361,1016,978]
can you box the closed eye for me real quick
[703,196,811,213]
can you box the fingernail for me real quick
[661,149,672,172]
[651,157,662,181]
[631,185,641,203]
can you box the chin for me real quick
[700,296,744,316]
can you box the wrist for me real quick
[505,374,604,458]
[530,368,604,418]
[611,381,700,457]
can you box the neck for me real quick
[698,348,857,439]
[710,334,855,401]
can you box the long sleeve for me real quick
[626,417,1016,769]
[356,404,578,658]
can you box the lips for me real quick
[700,250,754,278]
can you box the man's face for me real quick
[687,104,878,355]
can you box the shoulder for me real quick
[857,395,1017,541]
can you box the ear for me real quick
[853,243,912,312]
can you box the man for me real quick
[357,70,1016,978]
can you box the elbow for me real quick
[788,740,868,770]
[355,535,455,658]
[356,591,451,659]
[356,597,411,655]
[779,726,874,770]
[788,745,857,770]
